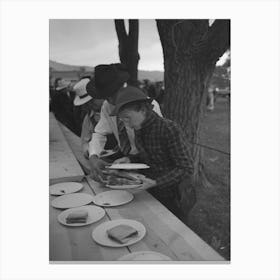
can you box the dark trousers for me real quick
[149,176,196,224]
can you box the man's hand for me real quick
[113,157,131,164]
[127,177,157,194]
[89,155,110,182]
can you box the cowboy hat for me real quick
[110,86,152,116]
[73,78,93,106]
[86,63,130,99]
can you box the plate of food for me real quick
[92,190,134,207]
[91,219,146,247]
[117,251,172,261]
[51,193,94,209]
[57,205,105,227]
[50,182,83,195]
[107,163,150,170]
[102,170,145,190]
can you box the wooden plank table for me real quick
[58,121,91,174]
[49,179,129,261]
[49,114,226,262]
[49,113,84,184]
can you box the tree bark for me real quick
[115,19,140,86]
[156,19,230,183]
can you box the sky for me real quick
[49,19,228,71]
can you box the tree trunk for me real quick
[164,56,215,181]
[156,19,230,183]
[115,19,140,86]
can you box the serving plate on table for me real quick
[51,193,94,209]
[91,219,146,247]
[103,171,146,190]
[92,190,134,207]
[106,183,143,190]
[57,205,105,227]
[50,182,83,195]
[118,251,172,261]
[107,163,150,170]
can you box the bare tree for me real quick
[156,19,230,183]
[115,19,140,86]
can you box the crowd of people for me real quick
[49,63,196,223]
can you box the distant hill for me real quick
[49,60,94,72]
[49,60,164,82]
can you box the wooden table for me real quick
[49,113,226,262]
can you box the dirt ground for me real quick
[188,97,230,260]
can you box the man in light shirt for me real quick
[86,63,162,182]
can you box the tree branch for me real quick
[114,19,127,42]
[128,19,139,41]
[190,19,230,65]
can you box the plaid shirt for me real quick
[129,111,194,192]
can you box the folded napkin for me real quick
[66,209,88,224]
[107,224,138,244]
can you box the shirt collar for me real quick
[139,111,158,130]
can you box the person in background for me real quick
[155,81,165,108]
[73,78,101,136]
[110,86,196,222]
[85,63,162,181]
[50,78,75,131]
[206,85,216,111]
[72,78,104,157]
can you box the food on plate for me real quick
[107,224,138,244]
[107,176,141,186]
[66,209,88,224]
[103,170,143,186]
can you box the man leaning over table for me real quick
[85,63,162,182]
[110,86,197,222]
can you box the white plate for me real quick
[51,193,94,209]
[91,219,146,247]
[50,182,83,195]
[118,251,172,261]
[106,183,143,190]
[57,205,105,227]
[92,190,133,207]
[108,163,150,170]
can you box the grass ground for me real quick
[188,97,230,260]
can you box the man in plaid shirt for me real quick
[111,86,196,221]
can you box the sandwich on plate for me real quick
[107,224,138,244]
[66,209,88,224]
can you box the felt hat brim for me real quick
[56,85,68,91]
[73,95,93,106]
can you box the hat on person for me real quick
[86,63,130,99]
[110,86,152,116]
[80,72,93,80]
[56,79,71,91]
[73,78,93,106]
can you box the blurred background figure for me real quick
[73,77,103,137]
[50,78,76,131]
[206,85,216,111]
[154,81,165,108]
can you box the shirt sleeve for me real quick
[155,122,194,189]
[80,113,93,145]
[88,103,113,157]
[151,100,163,117]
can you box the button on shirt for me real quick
[88,100,162,157]
[129,111,194,191]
